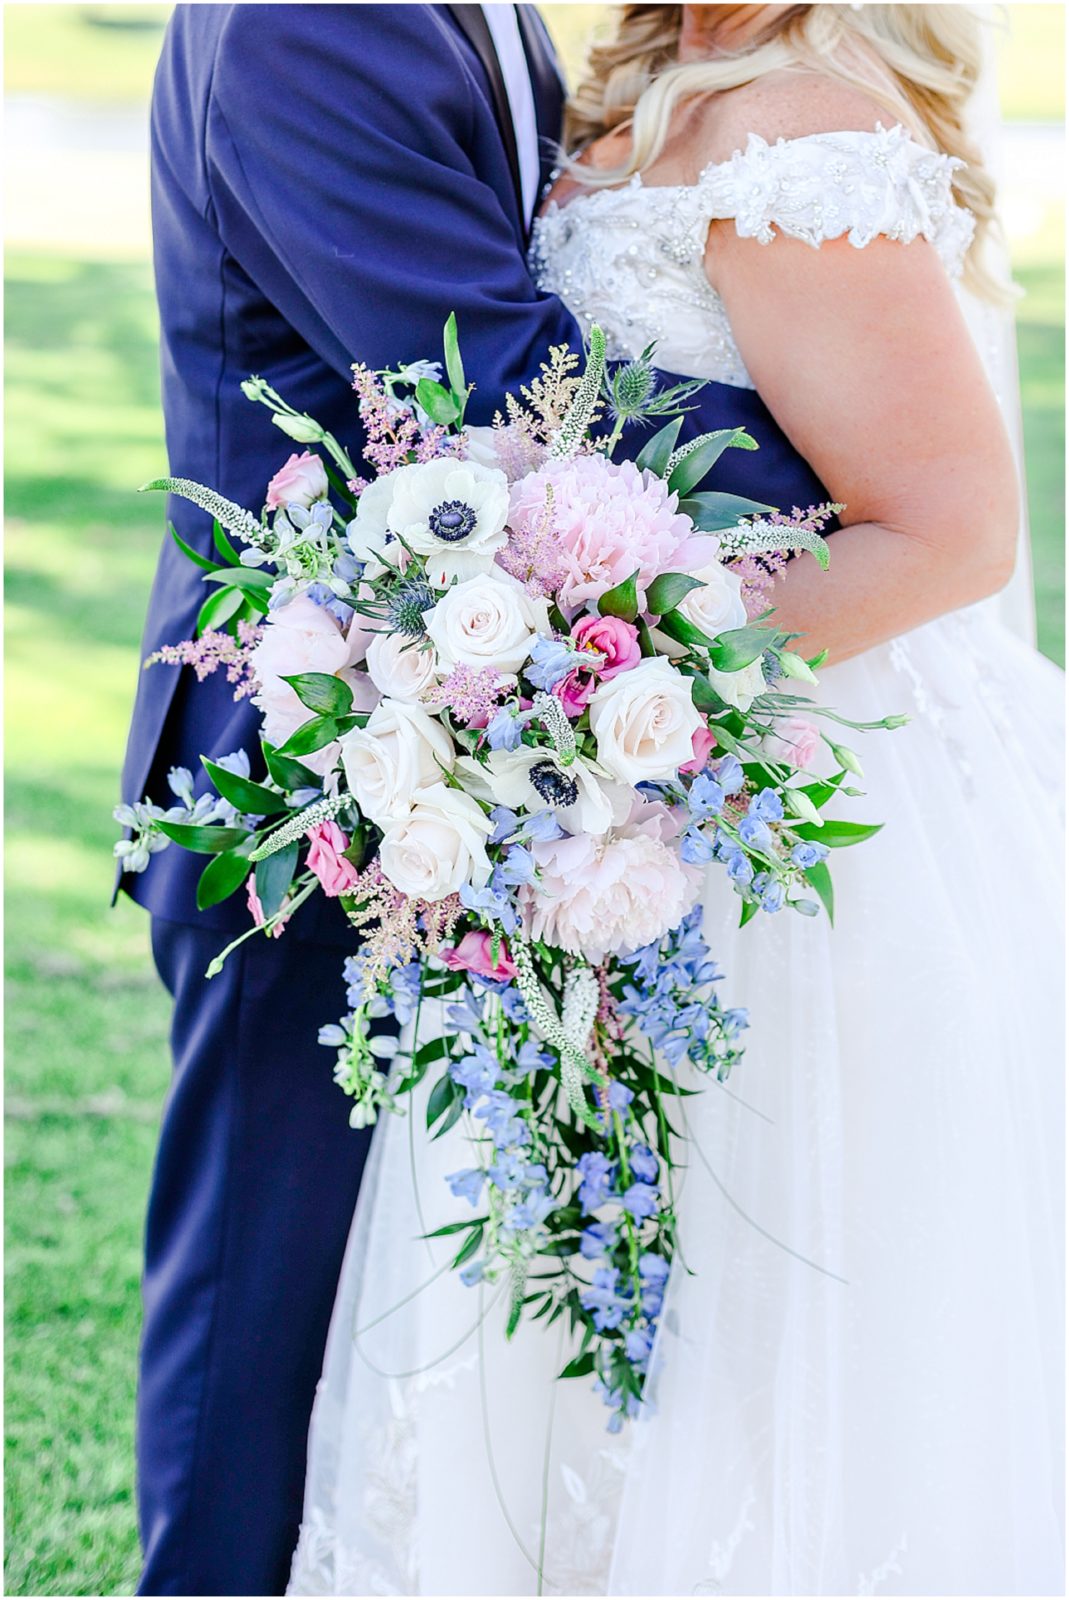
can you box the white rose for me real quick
[650,559,747,661]
[378,782,493,900]
[364,631,440,704]
[250,594,366,777]
[386,458,509,587]
[340,699,454,826]
[708,656,767,712]
[588,657,703,785]
[457,746,625,838]
[424,571,549,675]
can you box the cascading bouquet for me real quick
[117,318,900,1428]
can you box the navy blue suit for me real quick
[123,5,831,1593]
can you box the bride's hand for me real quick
[705,223,1019,664]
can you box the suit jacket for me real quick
[121,2,830,941]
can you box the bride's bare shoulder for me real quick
[685,70,904,170]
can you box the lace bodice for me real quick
[531,123,976,390]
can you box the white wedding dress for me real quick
[289,127,1064,1596]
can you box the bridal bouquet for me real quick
[118,320,897,1428]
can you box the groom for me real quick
[124,4,828,1593]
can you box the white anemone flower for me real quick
[346,471,401,566]
[457,746,624,838]
[385,458,509,587]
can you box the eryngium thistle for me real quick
[608,357,657,420]
[386,577,436,635]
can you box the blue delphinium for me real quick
[385,961,422,1024]
[577,1151,617,1213]
[447,1167,486,1206]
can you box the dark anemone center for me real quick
[529,760,579,809]
[428,499,477,543]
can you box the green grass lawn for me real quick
[5,4,1065,118]
[3,226,1064,1595]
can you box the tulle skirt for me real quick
[289,604,1064,1597]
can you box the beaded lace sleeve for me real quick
[699,123,975,274]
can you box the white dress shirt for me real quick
[482,3,541,223]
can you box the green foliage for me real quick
[644,571,704,616]
[634,416,683,477]
[596,568,640,623]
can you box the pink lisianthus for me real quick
[557,668,597,719]
[265,450,329,511]
[556,614,641,718]
[246,879,290,938]
[508,454,716,614]
[763,715,821,769]
[305,819,361,897]
[441,929,518,981]
[572,614,641,677]
[680,725,717,775]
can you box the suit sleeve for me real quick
[206,3,582,420]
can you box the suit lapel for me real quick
[445,4,525,226]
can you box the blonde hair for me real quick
[566,4,1005,298]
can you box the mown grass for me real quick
[4,4,1066,120]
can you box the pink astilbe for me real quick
[145,620,262,699]
[350,364,463,476]
[731,548,790,618]
[495,485,567,598]
[431,663,504,727]
[342,859,462,991]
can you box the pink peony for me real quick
[523,804,703,964]
[441,929,518,981]
[305,819,361,897]
[246,879,290,938]
[508,455,717,614]
[680,725,717,775]
[265,450,329,511]
[763,715,821,769]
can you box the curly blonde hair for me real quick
[565,4,1006,298]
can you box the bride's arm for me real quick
[705,226,1019,664]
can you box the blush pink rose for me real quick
[680,725,717,775]
[250,595,372,777]
[763,715,821,768]
[441,929,518,981]
[265,450,329,511]
[305,819,361,897]
[246,879,289,938]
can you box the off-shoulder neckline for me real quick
[539,122,952,222]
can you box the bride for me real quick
[290,5,1064,1594]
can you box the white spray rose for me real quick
[588,657,703,785]
[707,657,767,712]
[340,699,454,827]
[378,783,493,901]
[364,631,440,704]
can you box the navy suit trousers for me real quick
[138,917,372,1596]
